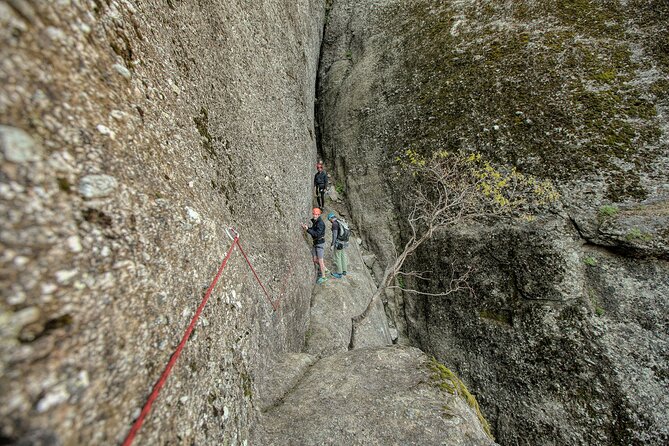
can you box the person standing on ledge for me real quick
[301,207,327,284]
[327,212,349,279]
[314,160,328,211]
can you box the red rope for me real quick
[235,239,278,312]
[121,236,239,446]
[121,230,283,444]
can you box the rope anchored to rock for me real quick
[121,228,278,446]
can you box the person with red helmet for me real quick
[301,207,328,284]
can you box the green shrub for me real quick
[335,180,345,195]
[598,205,619,218]
[625,227,652,241]
[583,257,597,266]
[397,149,560,212]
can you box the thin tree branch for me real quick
[386,286,462,297]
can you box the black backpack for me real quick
[336,219,351,242]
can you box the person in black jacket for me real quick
[313,161,328,211]
[301,207,328,284]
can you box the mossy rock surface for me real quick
[255,346,496,445]
[376,0,668,201]
[317,1,669,445]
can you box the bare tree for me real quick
[349,150,558,347]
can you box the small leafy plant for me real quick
[335,180,345,195]
[598,205,619,218]
[583,257,597,266]
[588,290,605,317]
[396,149,560,211]
[625,227,652,241]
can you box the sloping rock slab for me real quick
[569,198,669,260]
[257,353,317,412]
[256,345,496,446]
[305,241,391,357]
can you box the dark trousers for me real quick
[316,187,325,209]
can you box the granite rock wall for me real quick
[0,1,324,444]
[317,0,668,444]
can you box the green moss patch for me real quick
[587,289,605,317]
[381,0,664,201]
[429,358,494,440]
[479,309,512,325]
[624,227,652,242]
[583,256,597,266]
[598,204,619,218]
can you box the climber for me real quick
[313,160,328,211]
[301,207,328,284]
[327,212,349,279]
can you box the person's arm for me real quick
[331,221,339,247]
[306,223,316,238]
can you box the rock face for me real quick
[252,222,493,444]
[304,238,392,357]
[1,1,323,444]
[3,0,667,444]
[406,220,669,445]
[318,0,668,445]
[256,345,497,446]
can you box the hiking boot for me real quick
[317,277,328,284]
[342,271,348,276]
[331,272,342,279]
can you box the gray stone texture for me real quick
[0,125,44,163]
[317,0,669,445]
[253,218,492,444]
[78,174,119,198]
[304,238,392,357]
[404,220,669,445]
[256,352,317,412]
[3,0,668,444]
[255,345,497,446]
[1,0,324,444]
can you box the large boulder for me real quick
[304,236,392,357]
[405,219,669,445]
[317,0,669,444]
[254,345,497,446]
